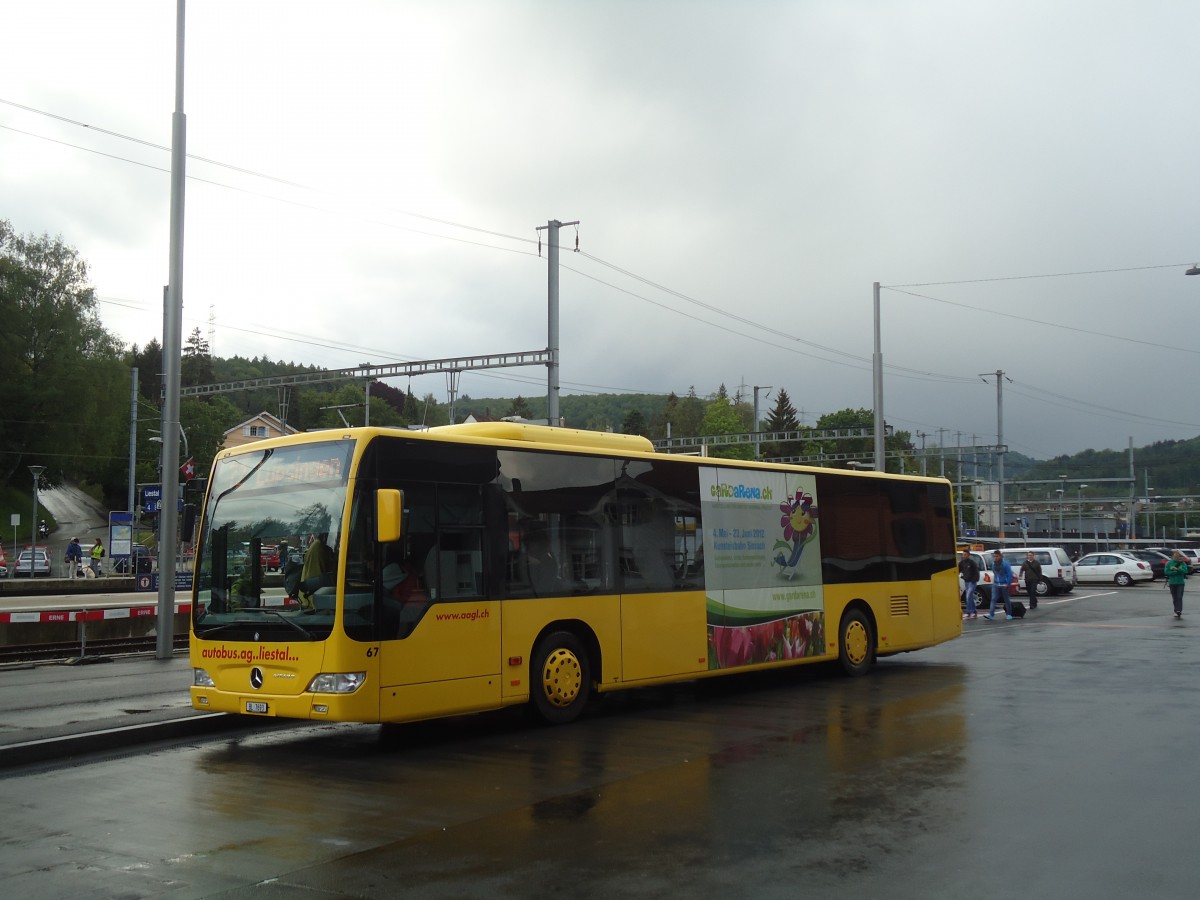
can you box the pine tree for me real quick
[506,396,534,419]
[762,388,801,459]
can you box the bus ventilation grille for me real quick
[890,595,910,617]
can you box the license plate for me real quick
[245,701,269,714]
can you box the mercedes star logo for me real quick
[250,667,264,690]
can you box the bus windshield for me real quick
[192,440,355,642]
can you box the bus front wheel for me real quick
[838,608,875,677]
[531,631,592,725]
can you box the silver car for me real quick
[14,547,52,577]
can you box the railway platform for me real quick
[0,650,232,769]
[0,589,192,651]
[0,591,269,769]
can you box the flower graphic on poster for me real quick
[773,490,817,578]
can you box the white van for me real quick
[999,547,1076,597]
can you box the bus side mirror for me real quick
[376,489,403,543]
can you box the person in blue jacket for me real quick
[984,549,1015,620]
[65,537,84,579]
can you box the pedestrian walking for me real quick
[959,549,980,619]
[90,538,105,576]
[984,549,1015,620]
[1165,550,1189,619]
[65,537,83,579]
[1020,550,1043,610]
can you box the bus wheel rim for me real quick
[542,648,583,708]
[844,620,869,665]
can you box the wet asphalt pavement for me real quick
[0,580,1197,898]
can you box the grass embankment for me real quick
[0,485,56,549]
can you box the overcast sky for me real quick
[3,1,1199,462]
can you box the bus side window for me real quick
[524,525,565,597]
[429,529,483,599]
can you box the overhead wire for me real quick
[6,96,1194,448]
[885,286,1200,357]
[3,97,977,388]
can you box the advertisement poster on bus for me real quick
[700,466,826,670]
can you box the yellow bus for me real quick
[190,422,961,725]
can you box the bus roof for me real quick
[428,421,655,454]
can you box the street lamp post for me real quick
[872,282,884,471]
[1149,488,1156,543]
[1078,483,1088,536]
[1058,474,1068,543]
[28,465,44,579]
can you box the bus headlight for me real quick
[193,668,215,687]
[306,672,367,694]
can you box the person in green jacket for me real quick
[1165,551,1189,619]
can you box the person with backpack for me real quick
[959,549,981,619]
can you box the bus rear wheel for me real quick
[838,608,875,677]
[531,631,592,725]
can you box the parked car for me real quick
[259,543,300,572]
[1000,547,1076,597]
[1125,549,1169,580]
[113,544,155,575]
[1146,548,1200,574]
[1073,551,1154,586]
[14,546,52,577]
[1178,549,1200,573]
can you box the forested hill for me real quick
[1023,438,1200,495]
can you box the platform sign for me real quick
[135,572,194,592]
[110,511,133,559]
[141,483,183,513]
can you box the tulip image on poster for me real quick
[708,610,826,669]
[700,468,826,671]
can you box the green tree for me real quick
[762,388,802,458]
[674,387,706,436]
[621,408,647,437]
[811,407,912,471]
[182,327,214,387]
[506,396,534,419]
[701,394,753,460]
[0,221,126,492]
[128,339,164,408]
